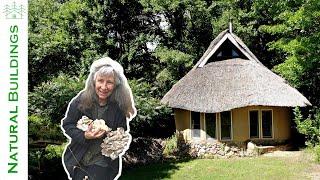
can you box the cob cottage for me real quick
[161,29,311,145]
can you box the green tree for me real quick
[29,0,163,88]
[140,0,214,59]
[129,79,174,137]
[261,0,320,106]
[294,107,320,146]
[29,0,89,89]
[154,47,193,95]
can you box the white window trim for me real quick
[226,34,254,61]
[198,35,229,67]
[219,110,233,141]
[204,113,218,140]
[248,109,260,139]
[198,33,254,68]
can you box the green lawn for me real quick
[120,155,312,180]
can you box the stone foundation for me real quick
[187,141,255,158]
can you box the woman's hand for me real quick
[84,123,106,139]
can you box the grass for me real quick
[120,154,313,180]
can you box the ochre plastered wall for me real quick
[272,107,290,140]
[174,106,291,143]
[232,107,248,142]
[174,108,191,140]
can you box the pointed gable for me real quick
[211,38,247,61]
[193,29,262,69]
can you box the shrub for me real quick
[129,79,174,137]
[315,145,320,163]
[29,144,67,180]
[163,133,178,156]
[294,107,320,146]
[29,73,85,123]
[44,144,66,160]
[28,115,65,142]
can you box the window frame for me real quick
[248,109,274,139]
[190,111,201,138]
[204,113,218,140]
[219,111,233,141]
[261,109,274,139]
[248,109,260,139]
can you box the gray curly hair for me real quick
[79,57,136,119]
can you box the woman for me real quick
[61,57,136,180]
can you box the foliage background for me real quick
[28,0,319,179]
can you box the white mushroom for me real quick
[76,116,93,131]
[100,127,130,160]
[91,119,112,132]
[76,116,111,132]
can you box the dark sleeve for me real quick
[115,107,128,131]
[61,98,89,145]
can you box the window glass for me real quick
[207,39,248,63]
[220,111,231,139]
[262,110,272,138]
[205,113,216,139]
[249,110,259,138]
[191,111,200,137]
[232,49,239,57]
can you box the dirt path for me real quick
[263,150,320,180]
[263,150,303,158]
[307,164,320,180]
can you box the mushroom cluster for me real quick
[77,116,130,160]
[76,116,111,132]
[101,127,130,160]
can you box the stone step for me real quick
[256,146,276,155]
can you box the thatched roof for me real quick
[161,30,311,113]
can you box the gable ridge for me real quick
[193,29,263,70]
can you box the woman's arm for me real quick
[61,99,89,145]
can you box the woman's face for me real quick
[95,73,115,103]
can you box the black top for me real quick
[62,92,127,178]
